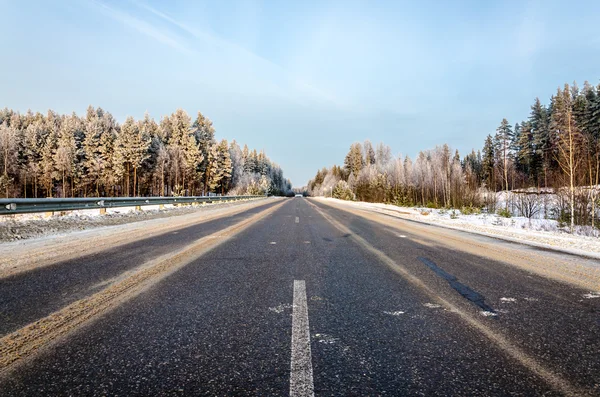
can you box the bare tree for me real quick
[514,192,542,221]
[553,85,583,232]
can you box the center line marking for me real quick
[295,216,300,223]
[290,280,314,397]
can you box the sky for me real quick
[1,0,599,186]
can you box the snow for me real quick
[480,311,498,317]
[269,303,293,313]
[383,310,405,316]
[0,199,261,242]
[583,292,600,299]
[317,197,600,260]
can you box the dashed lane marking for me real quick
[290,280,314,397]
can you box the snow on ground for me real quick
[0,200,260,242]
[318,198,600,258]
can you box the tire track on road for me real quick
[317,199,600,291]
[0,198,271,279]
[307,199,594,397]
[0,200,286,374]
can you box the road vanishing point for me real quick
[0,197,599,396]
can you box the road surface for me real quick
[0,197,598,396]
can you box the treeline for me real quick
[0,106,291,198]
[308,80,600,231]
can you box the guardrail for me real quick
[0,195,264,215]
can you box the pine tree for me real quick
[40,118,58,197]
[242,144,250,174]
[167,109,193,193]
[344,143,364,176]
[516,121,534,178]
[530,98,550,187]
[482,134,495,189]
[205,143,220,193]
[183,132,203,195]
[23,119,46,197]
[129,120,150,196]
[581,82,600,227]
[83,107,117,196]
[155,142,169,196]
[193,111,215,194]
[53,114,79,197]
[0,123,18,197]
[363,140,376,165]
[0,106,290,198]
[216,139,232,194]
[138,112,160,196]
[494,118,514,202]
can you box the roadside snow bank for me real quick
[0,199,263,242]
[316,198,600,258]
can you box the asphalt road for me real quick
[0,200,280,336]
[0,197,598,396]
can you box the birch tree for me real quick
[552,85,582,232]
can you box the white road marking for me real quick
[290,280,314,397]
[583,292,600,299]
[270,242,277,245]
[423,303,442,309]
[398,234,407,238]
[500,297,517,303]
[303,241,311,244]
[295,216,300,223]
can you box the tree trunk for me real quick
[161,165,165,197]
[568,120,575,233]
[126,163,130,197]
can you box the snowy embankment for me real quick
[316,197,600,259]
[0,198,264,242]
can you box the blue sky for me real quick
[1,0,599,186]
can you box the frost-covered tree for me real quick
[193,111,215,194]
[363,140,376,166]
[0,123,18,197]
[53,114,81,197]
[216,139,232,194]
[0,106,290,198]
[344,143,364,176]
[229,140,244,188]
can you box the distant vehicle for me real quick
[295,194,303,198]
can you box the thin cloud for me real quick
[90,0,192,55]
[131,0,344,108]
